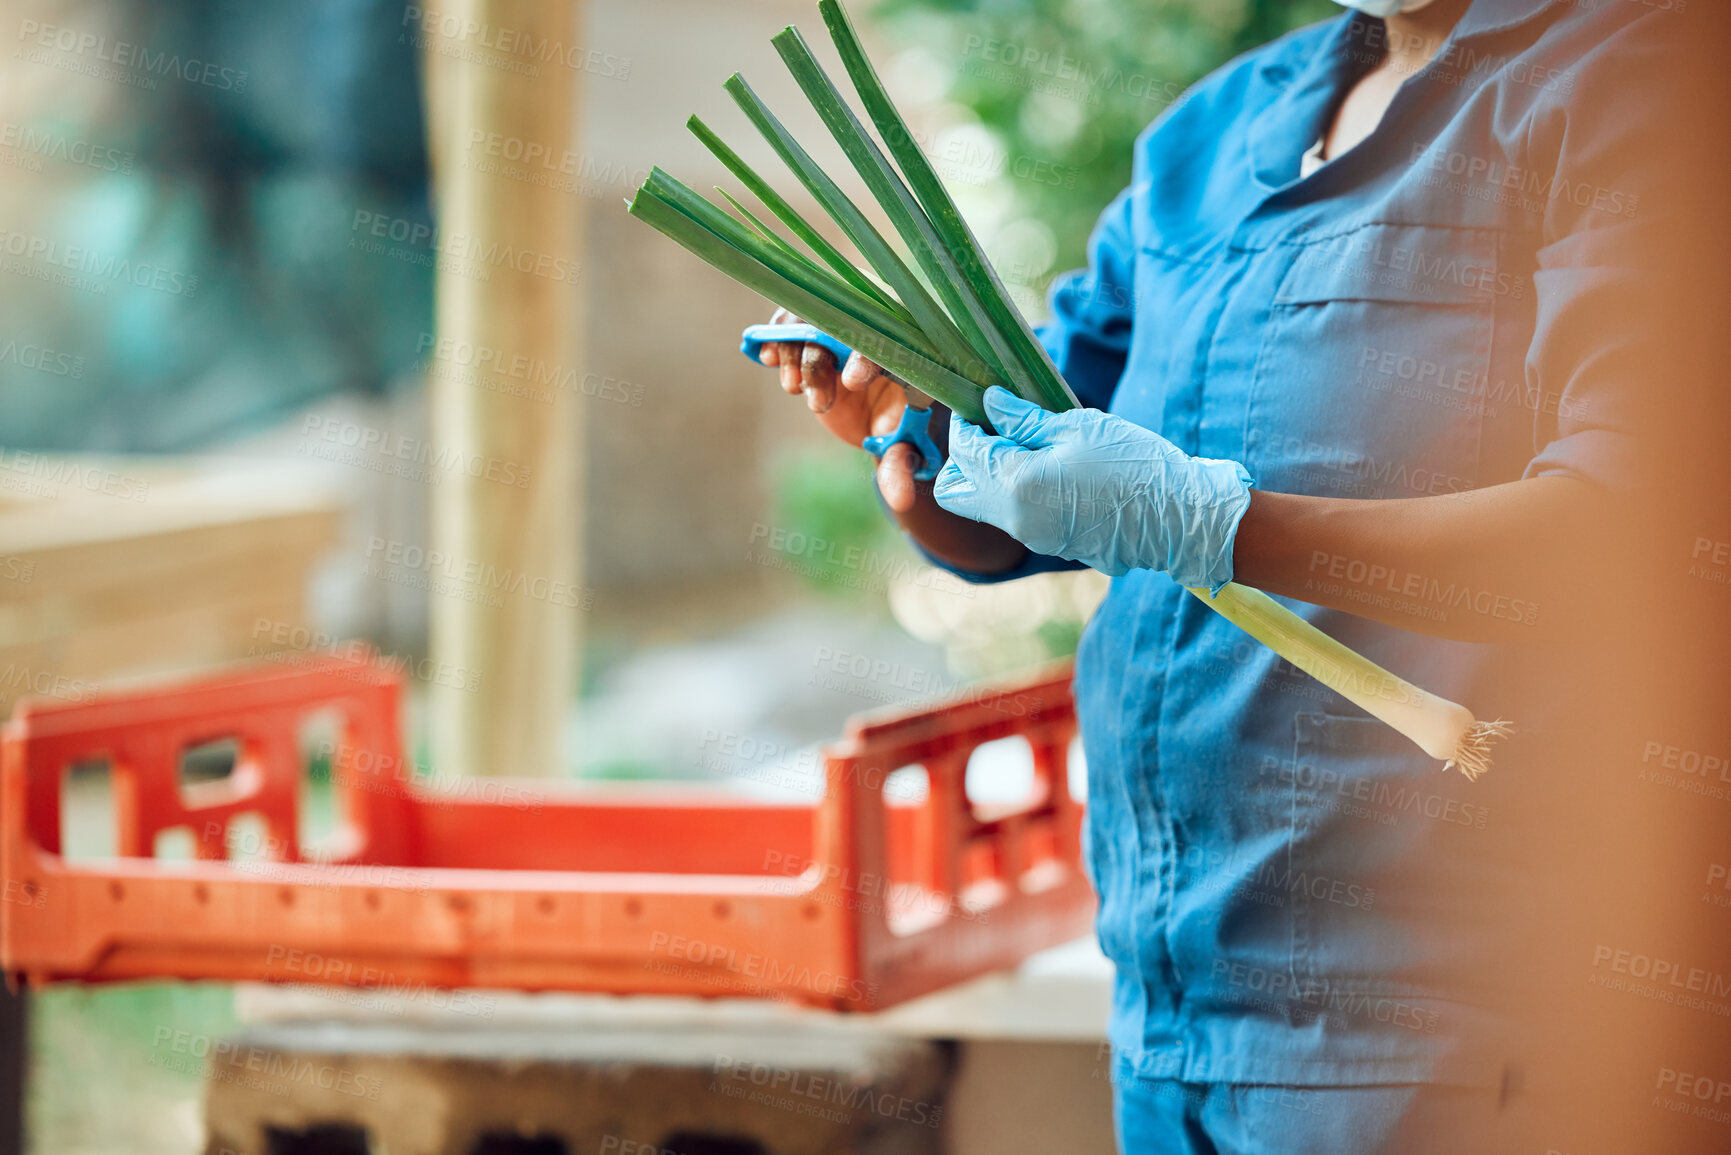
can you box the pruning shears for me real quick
[740,322,945,481]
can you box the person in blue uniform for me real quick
[757,0,1717,1149]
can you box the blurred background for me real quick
[0,0,1340,1150]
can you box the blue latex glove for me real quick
[933,386,1255,592]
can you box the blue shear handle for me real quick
[739,322,942,481]
[862,404,944,481]
[739,322,853,366]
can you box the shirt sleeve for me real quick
[1519,12,1702,494]
[906,184,1141,583]
[1040,183,1139,413]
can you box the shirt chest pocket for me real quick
[1244,224,1505,501]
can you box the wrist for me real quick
[876,465,1028,574]
[1164,457,1255,593]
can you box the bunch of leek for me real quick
[627,0,1510,779]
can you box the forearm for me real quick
[1231,475,1612,644]
[873,403,1030,576]
[881,472,1031,575]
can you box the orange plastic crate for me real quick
[1,654,1092,1010]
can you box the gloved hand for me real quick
[933,386,1255,592]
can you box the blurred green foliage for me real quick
[872,0,1340,278]
[770,439,909,602]
[30,982,238,1153]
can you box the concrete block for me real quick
[202,1021,949,1155]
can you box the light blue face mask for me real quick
[1331,0,1438,16]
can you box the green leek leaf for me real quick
[818,0,1080,411]
[643,168,936,359]
[628,181,988,424]
[688,114,904,318]
[772,25,1030,400]
[722,72,1004,389]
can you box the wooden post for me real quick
[421,0,584,777]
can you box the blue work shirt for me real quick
[927,0,1686,1085]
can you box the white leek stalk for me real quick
[1189,584,1512,780]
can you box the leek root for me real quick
[1191,585,1512,780]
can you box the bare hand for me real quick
[756,307,925,512]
